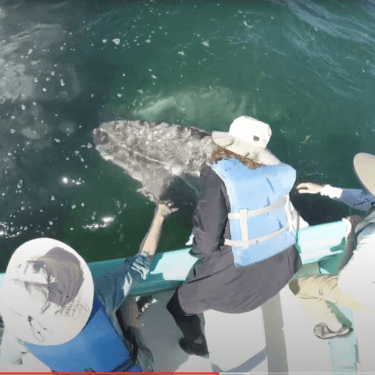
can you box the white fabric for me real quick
[338,223,375,309]
[185,232,194,246]
[211,116,281,165]
[284,194,295,233]
[239,209,249,249]
[0,238,94,346]
[226,116,271,149]
[228,196,287,219]
[320,185,343,199]
[225,224,289,248]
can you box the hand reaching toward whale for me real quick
[155,200,179,219]
[297,182,324,194]
[137,201,179,260]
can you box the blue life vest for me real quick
[211,158,297,268]
[24,297,142,373]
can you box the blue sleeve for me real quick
[336,188,375,212]
[94,254,151,313]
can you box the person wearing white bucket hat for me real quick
[291,153,375,372]
[167,116,307,356]
[0,202,176,372]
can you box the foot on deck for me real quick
[136,295,154,318]
[179,338,209,356]
[313,322,352,339]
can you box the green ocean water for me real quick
[0,0,374,271]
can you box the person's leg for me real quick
[119,298,154,371]
[122,298,141,328]
[289,275,344,324]
[289,274,368,338]
[166,290,208,355]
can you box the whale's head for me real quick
[92,125,116,160]
[93,128,109,145]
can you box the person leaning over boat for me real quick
[291,153,375,373]
[0,202,176,372]
[166,115,307,356]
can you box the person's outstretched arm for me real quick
[137,202,178,261]
[297,182,375,212]
[95,202,177,312]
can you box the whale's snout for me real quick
[93,129,109,145]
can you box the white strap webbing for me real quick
[284,194,294,233]
[225,224,289,248]
[239,209,249,249]
[228,195,288,220]
[225,194,291,249]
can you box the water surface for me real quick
[0,0,374,271]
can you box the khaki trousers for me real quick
[290,275,375,372]
[289,274,368,324]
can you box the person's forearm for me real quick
[138,214,164,259]
[323,186,374,212]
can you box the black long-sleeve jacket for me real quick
[178,165,302,315]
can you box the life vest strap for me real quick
[284,194,295,232]
[228,195,288,220]
[239,208,249,250]
[225,223,289,248]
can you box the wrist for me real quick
[154,212,165,221]
[140,251,153,260]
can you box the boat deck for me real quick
[0,259,359,373]
[134,261,357,374]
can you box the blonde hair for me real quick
[210,146,263,169]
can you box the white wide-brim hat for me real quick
[212,116,280,165]
[354,153,375,198]
[0,238,94,346]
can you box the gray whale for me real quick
[93,120,218,210]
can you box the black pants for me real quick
[166,290,208,347]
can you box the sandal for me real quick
[313,323,352,339]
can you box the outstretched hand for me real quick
[296,182,324,195]
[155,200,179,219]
